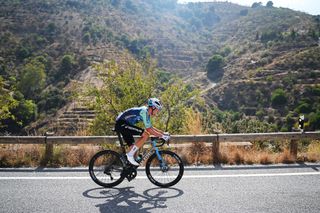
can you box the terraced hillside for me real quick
[0,0,319,134]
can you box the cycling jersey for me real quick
[116,106,152,128]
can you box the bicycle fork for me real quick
[152,140,168,172]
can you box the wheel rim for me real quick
[147,153,182,186]
[91,152,124,185]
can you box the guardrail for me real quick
[1,132,319,164]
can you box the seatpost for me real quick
[116,131,126,154]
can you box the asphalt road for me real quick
[0,163,320,213]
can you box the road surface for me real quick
[0,163,319,213]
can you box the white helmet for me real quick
[148,98,163,110]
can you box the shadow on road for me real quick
[82,187,184,213]
[185,162,320,172]
[1,163,319,172]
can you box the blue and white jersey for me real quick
[116,106,152,128]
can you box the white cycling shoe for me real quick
[126,154,139,166]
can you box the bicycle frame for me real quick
[138,139,164,165]
[116,130,164,166]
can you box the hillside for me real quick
[0,0,320,135]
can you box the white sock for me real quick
[127,145,139,157]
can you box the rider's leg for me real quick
[135,131,150,148]
[121,124,149,166]
[127,131,149,156]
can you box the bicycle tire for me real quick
[145,150,184,188]
[89,150,126,188]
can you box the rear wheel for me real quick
[89,150,125,188]
[145,150,184,188]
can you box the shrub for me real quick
[60,54,75,76]
[206,54,225,81]
[18,60,46,100]
[15,45,31,60]
[295,103,312,114]
[38,86,67,114]
[261,31,277,42]
[251,2,262,8]
[271,88,287,107]
[240,9,248,16]
[308,112,320,131]
[266,1,274,8]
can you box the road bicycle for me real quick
[89,131,184,188]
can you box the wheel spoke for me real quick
[89,150,125,187]
[146,151,184,187]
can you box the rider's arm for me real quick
[145,127,163,137]
[140,107,165,137]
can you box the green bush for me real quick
[82,32,90,43]
[266,1,273,7]
[38,86,67,114]
[60,54,75,73]
[1,91,37,133]
[206,54,225,81]
[295,103,312,114]
[271,88,287,107]
[308,112,320,131]
[260,30,282,43]
[18,60,46,100]
[240,9,248,16]
[15,45,31,60]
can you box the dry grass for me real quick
[0,144,99,167]
[301,141,320,162]
[47,144,99,167]
[0,144,45,167]
[174,141,320,165]
[1,140,319,167]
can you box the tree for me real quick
[0,77,18,126]
[82,32,90,43]
[85,56,157,135]
[38,86,66,114]
[158,78,198,133]
[240,9,248,16]
[308,111,320,130]
[1,91,37,133]
[84,55,199,135]
[60,54,75,73]
[266,1,273,8]
[271,89,287,107]
[285,113,295,131]
[290,28,297,40]
[206,54,225,81]
[260,30,280,42]
[251,2,262,8]
[15,45,31,61]
[18,60,46,100]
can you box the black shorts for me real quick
[115,120,144,146]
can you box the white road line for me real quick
[0,172,319,180]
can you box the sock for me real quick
[127,145,139,157]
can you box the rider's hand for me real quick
[161,134,170,142]
[163,132,170,136]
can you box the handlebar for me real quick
[150,137,169,147]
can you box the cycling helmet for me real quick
[148,98,163,110]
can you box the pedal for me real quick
[122,166,137,182]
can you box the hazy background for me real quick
[178,0,320,15]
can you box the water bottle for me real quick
[135,154,143,163]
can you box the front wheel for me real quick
[89,150,125,188]
[145,150,184,188]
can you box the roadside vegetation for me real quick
[1,141,319,167]
[1,1,320,167]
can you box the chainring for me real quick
[122,166,137,182]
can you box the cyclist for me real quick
[115,98,170,166]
